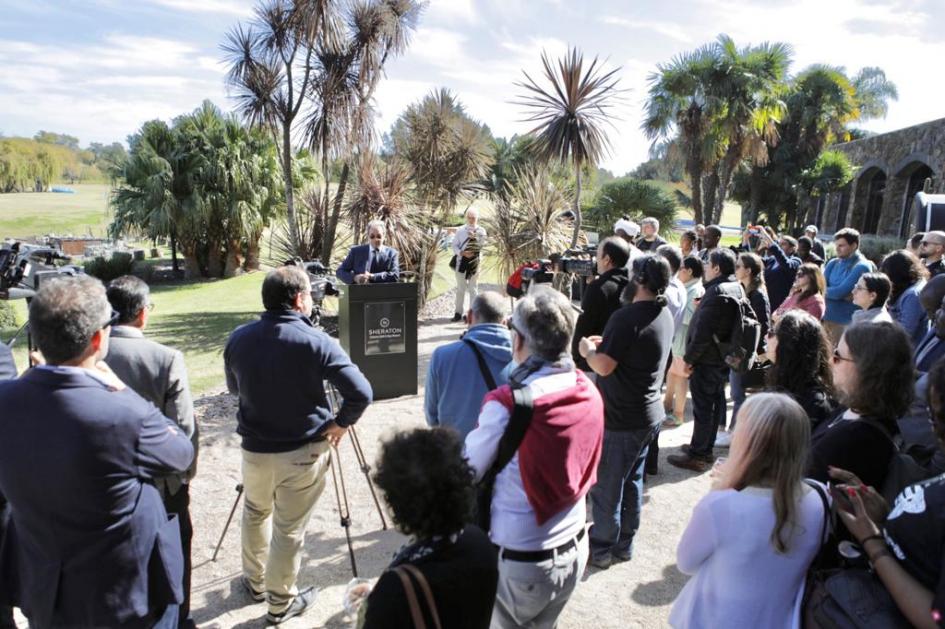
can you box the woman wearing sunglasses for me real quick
[807,321,915,488]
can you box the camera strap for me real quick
[463,339,497,390]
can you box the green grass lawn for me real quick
[1,273,267,396]
[0,183,112,239]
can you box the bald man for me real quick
[920,231,945,278]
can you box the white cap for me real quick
[614,219,640,237]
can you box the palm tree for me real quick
[852,66,898,121]
[222,0,341,255]
[517,48,623,248]
[708,36,791,223]
[643,44,721,226]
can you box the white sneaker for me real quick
[714,431,732,448]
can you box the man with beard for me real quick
[579,255,674,568]
[571,237,630,373]
[920,231,945,278]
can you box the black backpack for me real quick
[713,289,762,374]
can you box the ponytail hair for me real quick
[631,254,671,307]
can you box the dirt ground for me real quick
[15,297,715,629]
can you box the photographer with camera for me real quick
[224,266,372,624]
[451,208,486,322]
[571,237,630,373]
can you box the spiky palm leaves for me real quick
[484,165,573,282]
[516,48,623,248]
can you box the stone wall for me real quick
[818,117,945,237]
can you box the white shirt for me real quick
[452,224,487,256]
[666,276,687,332]
[464,366,586,551]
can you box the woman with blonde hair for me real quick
[670,393,827,628]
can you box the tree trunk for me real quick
[183,253,201,280]
[245,237,261,271]
[322,160,350,265]
[282,122,300,255]
[715,156,737,225]
[749,167,763,223]
[570,166,582,248]
[207,242,225,278]
[688,155,704,225]
[702,169,719,224]
[223,239,244,278]
[170,228,179,274]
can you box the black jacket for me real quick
[572,268,628,370]
[747,287,770,354]
[684,274,744,367]
[224,310,373,452]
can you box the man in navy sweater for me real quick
[224,266,372,625]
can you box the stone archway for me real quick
[894,160,935,238]
[851,166,887,234]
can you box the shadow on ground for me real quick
[148,311,260,355]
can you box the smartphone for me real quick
[828,482,855,514]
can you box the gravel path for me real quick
[19,287,716,628]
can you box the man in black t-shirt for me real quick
[571,237,630,371]
[578,254,674,569]
[636,217,668,252]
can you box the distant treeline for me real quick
[0,132,126,192]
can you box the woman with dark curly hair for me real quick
[765,310,837,427]
[358,428,498,629]
[882,249,929,345]
[807,321,916,489]
[827,356,945,628]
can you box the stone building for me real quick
[815,117,945,237]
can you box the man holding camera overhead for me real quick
[224,266,372,625]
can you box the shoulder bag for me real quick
[463,339,497,391]
[393,564,442,629]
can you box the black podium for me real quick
[337,282,418,400]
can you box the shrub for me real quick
[0,301,17,330]
[584,178,677,236]
[857,235,904,267]
[84,251,135,283]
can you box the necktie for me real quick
[369,248,377,274]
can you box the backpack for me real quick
[506,262,539,298]
[713,290,762,374]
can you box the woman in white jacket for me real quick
[670,393,828,628]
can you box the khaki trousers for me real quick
[241,440,330,613]
[454,269,479,316]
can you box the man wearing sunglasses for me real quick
[105,275,197,628]
[0,275,194,629]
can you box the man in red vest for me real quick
[465,285,604,628]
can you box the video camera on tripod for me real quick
[0,241,84,301]
[519,246,598,293]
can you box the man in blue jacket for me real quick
[823,228,873,345]
[224,266,372,625]
[336,220,400,284]
[425,291,512,439]
[0,275,194,629]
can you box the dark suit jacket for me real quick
[106,326,198,497]
[0,343,15,380]
[0,367,194,628]
[336,244,400,284]
[684,275,744,367]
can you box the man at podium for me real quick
[337,220,400,284]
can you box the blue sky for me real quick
[1,0,943,173]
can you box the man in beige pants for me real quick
[224,267,372,624]
[452,208,486,322]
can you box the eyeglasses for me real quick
[852,285,866,292]
[832,348,854,364]
[102,309,121,329]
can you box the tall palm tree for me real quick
[643,44,721,226]
[708,36,791,223]
[852,66,898,121]
[223,0,341,255]
[517,48,623,248]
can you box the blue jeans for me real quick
[728,369,747,430]
[589,426,656,561]
[152,604,179,629]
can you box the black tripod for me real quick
[211,382,388,577]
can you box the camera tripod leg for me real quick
[348,426,388,530]
[328,447,358,578]
[212,483,244,562]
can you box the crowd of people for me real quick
[5,215,945,628]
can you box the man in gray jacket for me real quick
[105,275,197,629]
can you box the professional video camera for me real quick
[0,241,84,300]
[284,258,339,326]
[555,245,598,277]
